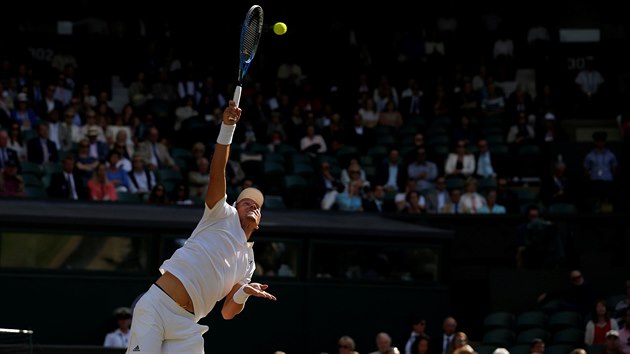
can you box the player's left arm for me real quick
[221,282,277,320]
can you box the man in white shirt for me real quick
[104,307,132,348]
[126,101,276,354]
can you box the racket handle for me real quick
[233,85,242,107]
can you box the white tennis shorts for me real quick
[126,284,209,354]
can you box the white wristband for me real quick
[233,284,250,304]
[217,123,236,145]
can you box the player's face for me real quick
[237,198,261,227]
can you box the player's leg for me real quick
[161,307,208,354]
[126,285,165,353]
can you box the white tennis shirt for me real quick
[160,196,255,322]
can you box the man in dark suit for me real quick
[27,121,58,164]
[47,154,87,200]
[376,148,407,193]
[429,317,458,354]
[0,130,20,171]
[86,126,109,162]
[363,184,396,213]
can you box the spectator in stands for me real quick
[475,139,496,179]
[530,338,545,354]
[537,270,597,315]
[410,335,430,354]
[74,138,99,181]
[495,177,519,213]
[400,79,424,119]
[10,92,38,130]
[128,154,157,196]
[583,131,617,212]
[86,126,109,162]
[188,157,209,198]
[318,160,342,210]
[376,148,406,193]
[540,160,573,207]
[103,307,132,348]
[425,176,451,214]
[598,330,621,354]
[493,348,509,354]
[106,113,134,150]
[404,316,428,354]
[336,180,364,212]
[408,147,438,192]
[48,154,86,200]
[379,100,403,128]
[147,183,170,205]
[347,113,375,154]
[430,317,457,354]
[432,85,451,119]
[515,205,560,268]
[27,121,58,164]
[586,299,619,345]
[174,95,198,132]
[387,347,402,354]
[538,112,568,145]
[0,130,20,171]
[507,112,536,148]
[452,115,480,147]
[300,124,327,157]
[618,311,630,354]
[112,134,133,172]
[478,189,506,214]
[106,150,131,192]
[0,160,24,197]
[359,97,380,129]
[369,332,393,354]
[506,86,535,121]
[338,335,358,354]
[7,122,26,161]
[613,280,630,327]
[458,177,486,214]
[60,108,79,152]
[137,127,178,171]
[88,162,117,202]
[341,158,368,191]
[79,110,105,142]
[445,141,475,180]
[480,81,505,116]
[455,79,480,118]
[401,190,426,214]
[171,182,193,205]
[440,188,462,214]
[35,84,63,120]
[452,332,474,354]
[363,184,396,213]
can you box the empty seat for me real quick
[553,328,584,346]
[516,311,547,331]
[548,311,583,331]
[517,328,550,344]
[547,203,578,214]
[484,312,516,331]
[482,328,516,347]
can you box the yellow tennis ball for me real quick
[273,22,287,35]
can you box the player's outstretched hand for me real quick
[244,283,277,301]
[223,100,242,125]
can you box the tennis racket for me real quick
[233,4,264,108]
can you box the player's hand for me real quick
[243,283,277,301]
[223,100,242,126]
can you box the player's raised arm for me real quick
[206,101,241,209]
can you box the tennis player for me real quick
[126,100,276,354]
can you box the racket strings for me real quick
[242,14,262,63]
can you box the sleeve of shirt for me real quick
[202,195,235,221]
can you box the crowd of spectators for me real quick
[0,9,628,218]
